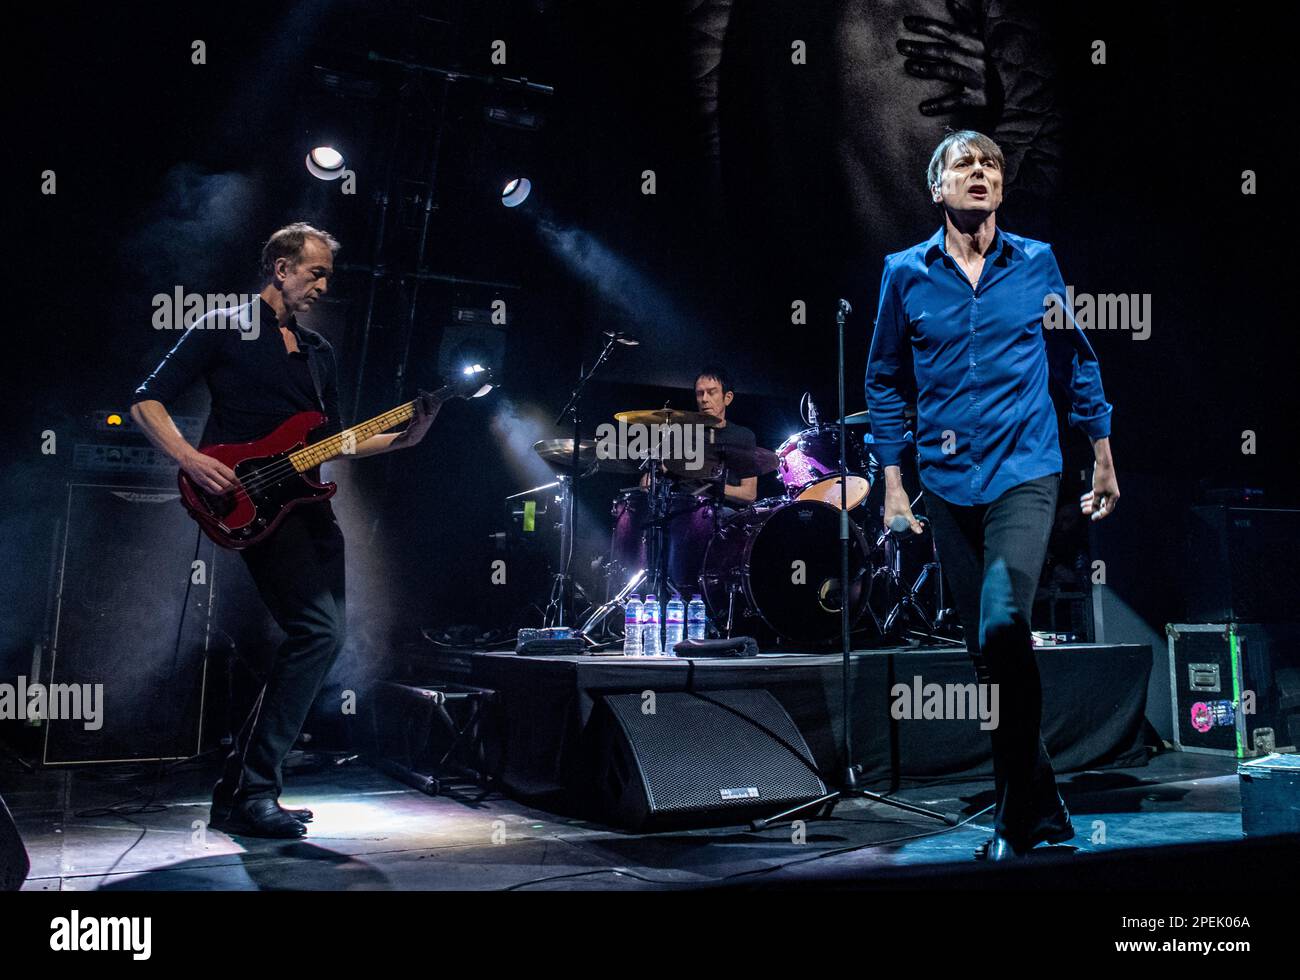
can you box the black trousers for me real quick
[923,473,1062,841]
[215,503,346,805]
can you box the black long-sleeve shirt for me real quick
[132,297,343,449]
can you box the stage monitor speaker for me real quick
[590,689,826,832]
[42,483,215,765]
[0,792,29,890]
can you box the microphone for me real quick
[837,298,853,316]
[604,330,640,346]
[801,391,820,427]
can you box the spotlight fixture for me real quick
[306,146,346,180]
[485,105,545,131]
[501,177,532,208]
[462,363,495,398]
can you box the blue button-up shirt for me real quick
[865,225,1112,505]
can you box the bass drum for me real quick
[700,499,871,646]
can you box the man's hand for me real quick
[394,397,440,449]
[1080,438,1119,521]
[1081,461,1120,522]
[181,448,240,495]
[883,466,924,534]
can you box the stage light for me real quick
[501,177,532,208]
[306,146,346,180]
[485,105,545,131]
[461,363,494,398]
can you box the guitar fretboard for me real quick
[289,401,417,471]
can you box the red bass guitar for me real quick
[178,369,493,549]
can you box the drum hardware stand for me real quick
[752,299,956,832]
[875,497,948,643]
[724,582,741,638]
[576,568,647,646]
[547,331,626,627]
[880,549,942,636]
[636,415,689,601]
[544,472,575,627]
[702,462,742,638]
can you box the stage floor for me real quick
[3,748,1262,891]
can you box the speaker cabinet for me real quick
[42,483,214,765]
[590,689,826,831]
[1186,506,1300,622]
[0,793,28,890]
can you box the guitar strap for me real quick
[296,327,328,419]
[305,346,326,415]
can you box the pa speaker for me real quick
[590,689,826,831]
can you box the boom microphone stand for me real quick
[548,331,628,626]
[752,299,955,831]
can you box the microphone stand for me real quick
[548,332,623,627]
[752,299,954,831]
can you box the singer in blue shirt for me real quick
[865,130,1120,861]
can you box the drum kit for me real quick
[529,397,951,650]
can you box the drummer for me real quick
[641,365,758,506]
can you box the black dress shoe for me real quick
[211,799,313,825]
[984,831,1026,861]
[974,802,1074,860]
[212,798,307,839]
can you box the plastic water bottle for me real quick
[665,593,686,653]
[687,594,707,640]
[643,594,662,656]
[624,595,643,656]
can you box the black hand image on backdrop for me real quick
[898,0,996,117]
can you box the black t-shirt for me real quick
[132,298,343,449]
[673,420,756,494]
[709,421,756,487]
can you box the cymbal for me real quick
[836,410,873,425]
[834,406,916,425]
[532,438,641,474]
[614,408,721,428]
[663,443,780,480]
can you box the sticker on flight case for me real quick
[1191,700,1236,733]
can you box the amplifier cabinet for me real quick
[42,483,214,765]
[1185,506,1300,622]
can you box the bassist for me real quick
[130,223,436,838]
